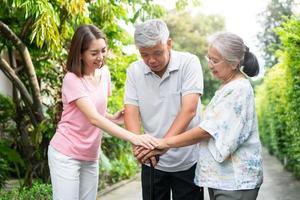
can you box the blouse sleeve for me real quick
[62,73,88,104]
[200,86,253,163]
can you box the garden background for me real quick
[0,0,299,199]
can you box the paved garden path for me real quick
[98,147,300,200]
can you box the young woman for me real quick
[48,24,158,200]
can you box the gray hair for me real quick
[134,19,170,48]
[209,32,259,77]
[208,32,247,65]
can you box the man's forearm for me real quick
[164,93,200,138]
[124,105,141,134]
[164,110,195,138]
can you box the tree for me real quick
[0,0,166,186]
[257,0,295,68]
[164,10,225,103]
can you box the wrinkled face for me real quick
[139,40,172,76]
[81,38,107,74]
[207,46,236,82]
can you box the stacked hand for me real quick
[132,138,169,166]
[131,134,162,150]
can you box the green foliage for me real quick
[99,135,138,189]
[110,151,138,182]
[0,158,9,188]
[175,0,201,10]
[0,95,24,188]
[257,0,295,68]
[256,64,289,157]
[0,182,52,200]
[0,94,16,135]
[256,15,300,178]
[107,54,138,112]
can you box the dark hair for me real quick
[66,24,107,77]
[209,32,260,77]
[242,51,259,77]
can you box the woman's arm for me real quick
[105,109,124,125]
[158,126,211,149]
[75,97,158,149]
[140,127,211,163]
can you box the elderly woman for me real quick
[147,32,263,200]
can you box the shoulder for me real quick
[172,50,201,73]
[62,72,84,93]
[231,79,252,90]
[222,79,253,98]
[63,72,81,83]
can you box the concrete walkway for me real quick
[98,148,300,200]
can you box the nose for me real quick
[97,52,104,60]
[148,56,156,64]
[207,62,214,69]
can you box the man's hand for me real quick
[133,146,152,163]
[110,108,125,125]
[132,146,159,166]
[141,149,168,165]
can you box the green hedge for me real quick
[256,15,300,177]
[0,182,52,200]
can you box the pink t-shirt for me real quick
[50,66,111,161]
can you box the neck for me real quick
[84,68,96,77]
[221,70,243,85]
[155,67,168,78]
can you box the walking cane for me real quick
[149,155,159,200]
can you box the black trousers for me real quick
[141,163,203,200]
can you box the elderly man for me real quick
[124,19,204,200]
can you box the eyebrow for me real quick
[209,55,221,60]
[89,47,107,52]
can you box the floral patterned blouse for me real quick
[194,78,263,190]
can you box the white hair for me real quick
[208,31,246,65]
[134,19,170,48]
[208,32,259,77]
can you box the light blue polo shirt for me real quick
[125,50,203,172]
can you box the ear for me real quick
[231,63,239,70]
[167,38,172,49]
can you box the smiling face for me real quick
[81,38,107,75]
[207,46,238,84]
[138,39,172,77]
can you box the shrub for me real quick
[0,182,52,200]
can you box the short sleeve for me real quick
[182,55,203,96]
[62,72,88,104]
[124,66,138,106]
[200,86,252,162]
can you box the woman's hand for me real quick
[131,134,160,150]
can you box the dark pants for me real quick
[208,188,260,200]
[141,163,203,200]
